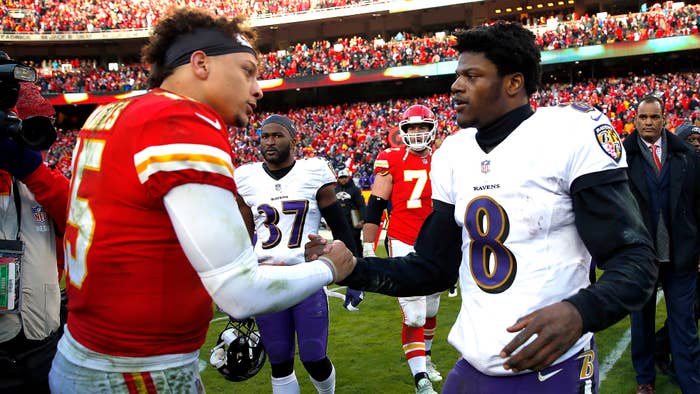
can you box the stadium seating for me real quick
[1,0,384,32]
[45,72,700,184]
[22,3,699,94]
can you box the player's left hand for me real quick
[343,288,364,311]
[500,301,583,373]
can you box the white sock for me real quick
[309,364,335,394]
[271,372,300,394]
[407,355,427,377]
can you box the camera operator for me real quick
[0,56,69,393]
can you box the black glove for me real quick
[0,110,42,179]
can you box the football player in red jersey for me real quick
[48,8,354,393]
[362,104,443,394]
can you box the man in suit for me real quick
[623,95,700,394]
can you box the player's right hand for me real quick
[362,242,376,258]
[310,236,355,282]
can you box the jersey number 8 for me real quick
[464,196,517,294]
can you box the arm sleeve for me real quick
[352,187,366,219]
[338,199,462,296]
[321,201,361,256]
[565,170,658,333]
[164,183,334,319]
[21,163,70,235]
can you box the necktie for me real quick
[650,144,662,171]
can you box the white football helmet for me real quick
[398,104,437,151]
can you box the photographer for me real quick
[0,54,69,393]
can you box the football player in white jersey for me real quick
[235,115,362,394]
[308,22,658,393]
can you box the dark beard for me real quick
[264,146,291,165]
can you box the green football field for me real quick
[199,258,688,393]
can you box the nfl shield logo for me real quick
[275,184,281,191]
[480,160,491,174]
[32,205,48,224]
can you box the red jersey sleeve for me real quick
[373,148,395,176]
[132,100,237,200]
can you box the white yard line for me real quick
[599,291,664,382]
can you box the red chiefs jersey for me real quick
[373,146,432,245]
[64,89,237,357]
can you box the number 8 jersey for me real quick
[234,158,336,265]
[431,104,626,375]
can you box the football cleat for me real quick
[426,355,443,382]
[415,377,438,394]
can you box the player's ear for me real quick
[190,50,209,80]
[504,72,524,97]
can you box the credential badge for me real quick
[480,159,491,174]
[594,124,622,163]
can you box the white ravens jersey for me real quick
[431,103,626,375]
[234,158,336,266]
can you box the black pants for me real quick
[0,328,62,394]
[655,273,700,363]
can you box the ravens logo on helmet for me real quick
[210,317,266,382]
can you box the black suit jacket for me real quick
[623,129,700,273]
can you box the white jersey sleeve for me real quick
[552,104,627,188]
[164,183,333,319]
[305,157,337,188]
[430,130,474,205]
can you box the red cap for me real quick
[15,82,55,120]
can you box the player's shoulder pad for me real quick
[435,128,475,155]
[146,91,224,131]
[299,157,336,178]
[542,103,622,163]
[233,161,261,182]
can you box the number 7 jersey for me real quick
[431,104,626,375]
[373,146,432,246]
[234,158,336,265]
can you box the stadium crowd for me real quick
[30,31,457,94]
[23,3,700,94]
[0,0,384,32]
[529,2,699,50]
[44,71,700,188]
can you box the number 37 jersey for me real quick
[431,104,626,375]
[234,158,336,265]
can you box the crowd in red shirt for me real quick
[21,2,699,94]
[29,31,457,94]
[528,3,699,50]
[1,0,384,33]
[44,72,700,187]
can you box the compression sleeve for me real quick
[339,199,461,295]
[321,201,360,256]
[566,171,658,333]
[364,194,388,225]
[164,183,334,319]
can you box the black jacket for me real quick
[623,129,700,273]
[334,179,365,225]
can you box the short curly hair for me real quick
[141,8,257,88]
[452,21,541,96]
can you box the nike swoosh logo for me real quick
[537,368,563,382]
[195,112,222,130]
